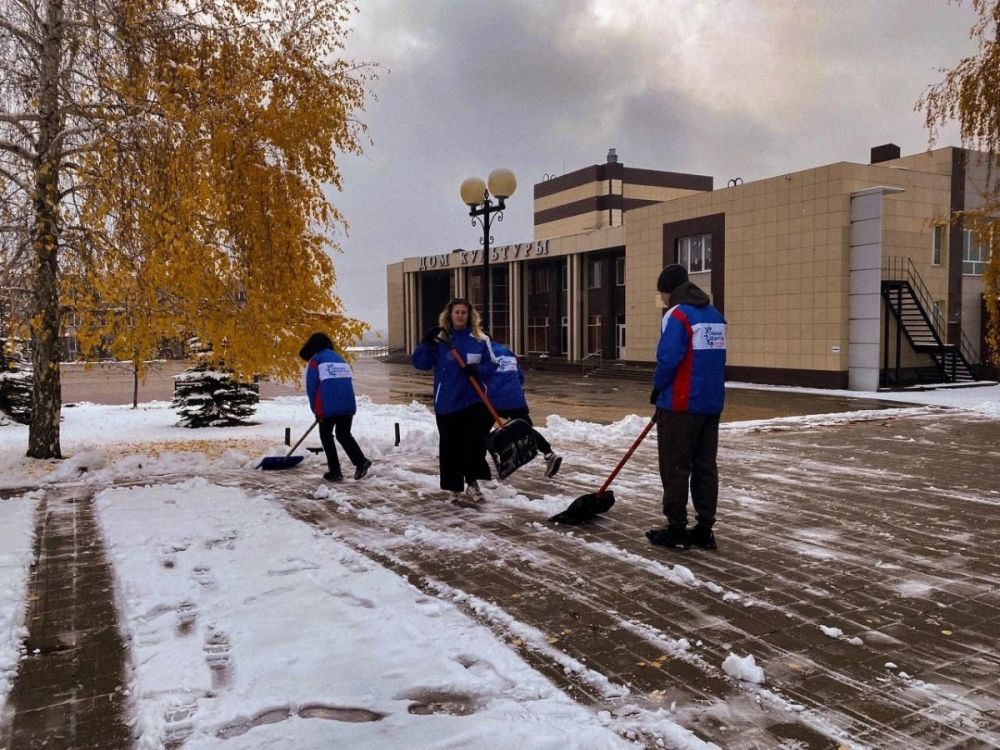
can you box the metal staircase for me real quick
[881,257,977,385]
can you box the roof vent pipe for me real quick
[607,148,618,164]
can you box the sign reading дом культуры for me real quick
[418,240,549,270]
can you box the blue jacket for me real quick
[305,349,357,418]
[484,342,528,411]
[654,283,727,415]
[412,328,496,415]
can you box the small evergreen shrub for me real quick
[0,337,32,425]
[172,364,259,428]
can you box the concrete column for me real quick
[401,272,407,351]
[849,186,904,391]
[568,254,583,361]
[509,262,523,353]
[453,267,465,299]
[404,272,417,351]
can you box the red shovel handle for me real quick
[598,415,657,495]
[446,345,505,428]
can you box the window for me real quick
[677,234,712,273]
[587,259,602,289]
[560,316,568,355]
[468,271,483,309]
[527,317,548,354]
[587,314,602,354]
[489,266,509,344]
[963,230,989,275]
[63,333,79,361]
[932,225,945,266]
[615,256,625,286]
[529,266,549,296]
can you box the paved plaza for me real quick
[1,362,998,748]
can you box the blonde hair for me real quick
[438,298,485,339]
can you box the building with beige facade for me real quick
[386,145,996,389]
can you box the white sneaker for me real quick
[447,491,465,504]
[465,481,485,503]
[544,453,562,478]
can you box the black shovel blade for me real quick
[549,490,616,524]
[257,455,305,471]
[487,419,538,479]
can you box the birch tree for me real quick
[77,0,371,386]
[1,0,88,457]
[1,0,373,456]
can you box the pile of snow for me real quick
[721,653,765,684]
[0,492,40,706]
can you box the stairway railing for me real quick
[882,256,979,371]
[581,349,603,376]
[956,328,979,376]
[882,256,945,337]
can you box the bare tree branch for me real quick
[0,17,42,52]
[0,137,35,163]
[0,164,31,192]
[49,124,93,149]
[0,111,40,124]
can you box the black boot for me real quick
[354,459,372,480]
[688,523,717,550]
[323,471,344,483]
[646,524,690,549]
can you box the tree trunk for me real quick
[27,0,66,460]
[132,364,139,409]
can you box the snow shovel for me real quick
[444,341,537,480]
[549,413,657,524]
[257,419,319,470]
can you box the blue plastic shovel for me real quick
[257,419,319,470]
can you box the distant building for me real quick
[386,145,995,389]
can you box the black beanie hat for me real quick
[657,264,688,294]
[299,332,334,361]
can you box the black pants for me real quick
[436,402,492,491]
[657,410,720,527]
[496,407,552,456]
[318,415,367,475]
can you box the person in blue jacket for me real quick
[483,340,562,478]
[412,298,496,503]
[299,332,372,483]
[646,264,727,551]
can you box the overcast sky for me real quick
[328,0,980,335]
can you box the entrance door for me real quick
[615,319,625,359]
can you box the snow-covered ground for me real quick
[728,380,1000,416]
[99,478,632,749]
[0,383,998,748]
[0,491,37,709]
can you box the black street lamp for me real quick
[460,169,517,332]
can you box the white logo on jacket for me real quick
[692,323,726,350]
[496,355,518,372]
[319,362,353,380]
[662,307,727,350]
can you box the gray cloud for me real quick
[329,0,978,334]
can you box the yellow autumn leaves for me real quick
[66,0,374,384]
[918,0,1000,367]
